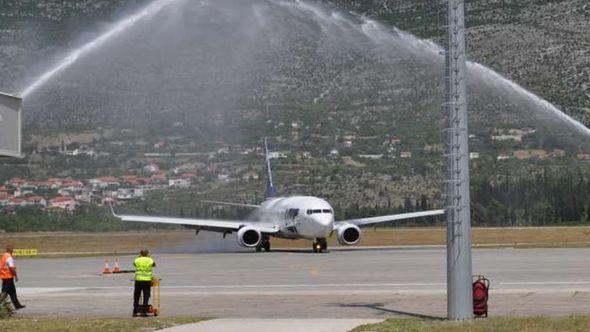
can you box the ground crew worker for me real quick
[0,244,25,310]
[133,249,155,317]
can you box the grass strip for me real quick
[0,316,205,332]
[352,316,590,332]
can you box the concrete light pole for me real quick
[443,0,473,320]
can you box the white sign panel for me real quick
[0,92,22,157]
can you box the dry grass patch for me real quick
[3,226,590,255]
[0,231,194,254]
[273,226,590,248]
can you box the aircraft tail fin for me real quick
[264,138,278,198]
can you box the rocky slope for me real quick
[0,0,587,148]
[333,0,590,125]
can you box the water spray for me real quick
[20,0,185,98]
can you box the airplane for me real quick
[111,139,445,253]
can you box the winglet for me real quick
[264,138,278,198]
[108,202,121,218]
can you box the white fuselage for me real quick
[256,196,334,240]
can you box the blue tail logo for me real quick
[264,138,278,198]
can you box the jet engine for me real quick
[336,223,361,245]
[237,226,262,247]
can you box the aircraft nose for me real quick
[313,215,334,228]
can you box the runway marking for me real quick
[499,281,590,285]
[20,281,590,295]
[20,282,446,292]
[161,283,447,289]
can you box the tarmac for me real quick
[12,246,590,321]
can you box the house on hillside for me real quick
[359,154,384,160]
[241,171,260,181]
[25,195,47,208]
[150,172,168,184]
[492,134,522,142]
[269,151,288,159]
[153,140,166,149]
[75,191,93,203]
[49,196,77,212]
[0,186,11,196]
[62,178,84,189]
[117,188,144,200]
[217,174,230,182]
[143,163,160,173]
[47,177,65,188]
[169,178,191,188]
[8,178,26,189]
[7,197,26,208]
[400,151,412,159]
[89,176,120,188]
[121,175,141,186]
[389,136,401,145]
[513,149,548,160]
[181,173,198,180]
[0,192,10,206]
[497,153,510,161]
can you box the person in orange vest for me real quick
[1,244,25,309]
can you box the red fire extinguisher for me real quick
[473,275,490,317]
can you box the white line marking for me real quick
[163,283,447,289]
[21,281,590,294]
[500,281,590,285]
[19,282,446,292]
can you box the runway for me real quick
[14,247,590,318]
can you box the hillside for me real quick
[0,0,589,229]
[0,0,586,141]
[333,0,590,125]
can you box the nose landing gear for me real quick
[313,238,328,253]
[256,237,271,252]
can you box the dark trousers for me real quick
[1,278,21,307]
[133,280,151,314]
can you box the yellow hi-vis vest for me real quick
[134,256,155,281]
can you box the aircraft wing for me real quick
[110,205,278,234]
[335,209,445,228]
[201,200,260,209]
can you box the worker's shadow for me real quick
[331,302,444,320]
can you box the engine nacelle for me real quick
[336,223,361,245]
[237,226,262,247]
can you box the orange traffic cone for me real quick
[113,259,121,273]
[103,260,112,274]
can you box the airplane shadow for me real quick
[157,247,329,255]
[269,248,332,254]
[331,302,445,320]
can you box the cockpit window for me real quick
[307,209,332,215]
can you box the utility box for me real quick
[0,92,22,158]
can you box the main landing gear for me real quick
[313,238,328,253]
[256,237,271,252]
